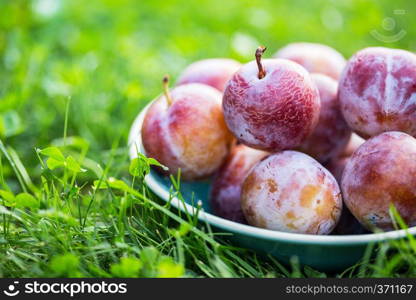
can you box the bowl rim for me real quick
[128,101,416,246]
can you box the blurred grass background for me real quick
[0,0,415,277]
[1,0,415,168]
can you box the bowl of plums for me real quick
[129,43,416,271]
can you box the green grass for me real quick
[0,0,416,277]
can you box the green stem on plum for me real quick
[163,75,173,106]
[256,46,267,79]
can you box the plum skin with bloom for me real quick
[273,42,346,80]
[223,58,321,152]
[176,58,242,92]
[141,83,233,180]
[339,47,416,139]
[297,73,351,163]
[210,144,268,223]
[341,131,416,231]
[241,151,342,234]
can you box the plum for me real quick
[339,47,416,139]
[176,58,241,92]
[297,73,351,163]
[210,144,268,223]
[241,151,342,234]
[273,42,346,80]
[141,76,233,180]
[341,131,416,231]
[223,47,320,152]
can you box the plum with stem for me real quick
[223,47,320,152]
[142,76,233,180]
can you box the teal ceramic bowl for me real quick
[128,103,416,272]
